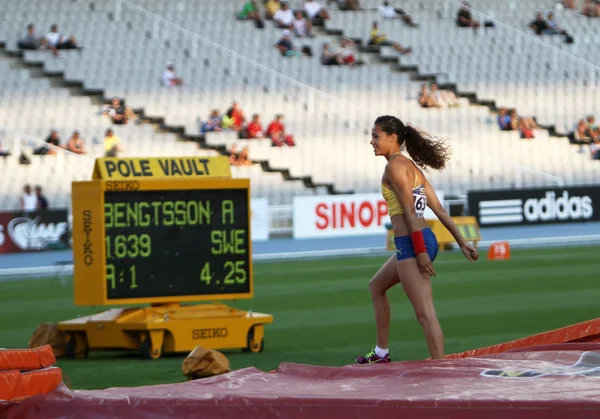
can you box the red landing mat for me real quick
[4,343,600,419]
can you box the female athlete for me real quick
[356,115,479,364]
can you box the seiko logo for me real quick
[82,210,94,265]
[192,327,229,339]
[106,180,140,191]
[523,191,593,222]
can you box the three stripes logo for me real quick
[478,199,523,225]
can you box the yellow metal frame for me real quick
[58,303,273,359]
[71,177,253,307]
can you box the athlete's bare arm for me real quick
[423,177,466,247]
[423,177,479,263]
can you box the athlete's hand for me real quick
[460,243,479,263]
[417,252,435,277]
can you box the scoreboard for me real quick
[72,156,253,306]
[104,186,250,300]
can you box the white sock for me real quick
[375,346,388,358]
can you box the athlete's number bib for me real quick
[413,187,427,218]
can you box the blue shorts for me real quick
[394,228,439,262]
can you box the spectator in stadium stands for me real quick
[528,11,570,38]
[102,97,139,125]
[321,40,357,65]
[428,83,460,108]
[229,144,239,165]
[246,114,265,138]
[273,2,294,29]
[529,11,548,34]
[379,1,418,27]
[0,140,10,157]
[65,131,87,154]
[35,186,49,210]
[301,45,314,56]
[418,83,430,107]
[321,43,341,65]
[266,114,296,146]
[45,130,62,154]
[200,110,223,134]
[331,0,361,10]
[304,0,330,21]
[275,29,300,56]
[582,0,600,17]
[221,112,236,131]
[586,115,599,140]
[337,38,361,66]
[496,109,531,134]
[161,62,184,87]
[45,24,78,52]
[34,130,61,155]
[222,102,246,133]
[505,110,519,130]
[587,119,600,159]
[229,145,253,166]
[293,11,314,37]
[238,0,261,20]
[265,0,281,19]
[516,114,540,139]
[20,185,38,213]
[237,146,253,165]
[562,0,576,9]
[104,128,122,157]
[575,119,592,142]
[369,21,412,55]
[497,108,512,131]
[418,83,446,108]
[17,24,48,51]
[545,12,569,35]
[456,1,480,29]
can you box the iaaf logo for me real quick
[478,190,593,225]
[6,216,68,250]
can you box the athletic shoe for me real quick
[356,349,391,364]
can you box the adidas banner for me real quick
[467,186,600,227]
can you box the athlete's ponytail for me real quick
[374,115,451,171]
[404,125,450,171]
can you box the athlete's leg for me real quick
[368,254,400,349]
[396,259,444,359]
[356,254,399,364]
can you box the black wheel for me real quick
[140,337,162,360]
[65,334,89,359]
[242,326,264,353]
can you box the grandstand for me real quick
[0,0,598,227]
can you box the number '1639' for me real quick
[106,234,152,259]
